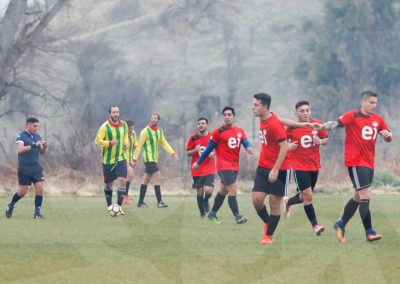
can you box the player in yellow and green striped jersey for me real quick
[95,106,129,209]
[132,112,179,208]
[122,120,138,205]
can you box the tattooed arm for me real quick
[321,121,341,131]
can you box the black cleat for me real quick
[157,201,168,208]
[137,202,149,208]
[33,213,46,219]
[6,202,14,218]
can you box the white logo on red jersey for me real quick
[198,146,206,155]
[300,135,313,148]
[362,125,378,141]
[228,137,241,148]
[259,129,267,145]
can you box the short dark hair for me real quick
[108,106,119,113]
[152,112,160,120]
[126,120,134,127]
[222,106,235,116]
[295,100,309,110]
[361,91,378,100]
[197,117,208,124]
[26,117,39,124]
[253,93,271,109]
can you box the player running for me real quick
[192,106,253,224]
[95,106,129,210]
[122,120,138,205]
[132,113,179,208]
[187,117,215,218]
[312,91,393,243]
[283,100,328,236]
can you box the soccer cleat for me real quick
[157,201,168,208]
[366,229,382,242]
[261,235,274,245]
[137,202,149,208]
[33,213,46,219]
[313,224,325,236]
[333,220,346,243]
[200,214,206,219]
[204,199,210,213]
[208,212,221,224]
[6,202,14,218]
[122,195,131,205]
[235,215,247,224]
[283,196,291,218]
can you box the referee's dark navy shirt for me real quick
[16,131,42,164]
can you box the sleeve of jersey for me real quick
[197,140,217,165]
[95,124,110,147]
[16,134,23,144]
[337,111,353,127]
[123,123,129,146]
[378,116,389,131]
[133,131,138,147]
[132,130,147,161]
[318,129,329,139]
[241,138,252,149]
[186,136,194,151]
[159,132,176,156]
[275,123,287,143]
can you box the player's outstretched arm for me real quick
[380,130,393,142]
[279,117,308,128]
[320,121,341,131]
[241,138,254,155]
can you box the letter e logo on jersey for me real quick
[362,123,378,141]
[300,135,313,148]
[198,146,206,156]
[228,135,241,149]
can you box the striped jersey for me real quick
[95,119,129,164]
[133,125,175,163]
[125,129,138,163]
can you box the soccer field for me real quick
[1,195,399,283]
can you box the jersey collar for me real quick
[108,119,123,128]
[149,124,159,131]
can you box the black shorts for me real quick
[348,166,374,191]
[293,170,319,191]
[18,163,45,185]
[218,170,238,186]
[252,166,290,196]
[103,161,127,184]
[144,162,160,175]
[192,174,215,189]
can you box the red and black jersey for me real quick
[286,118,328,171]
[337,109,389,169]
[258,113,290,170]
[187,132,215,176]
[210,125,248,171]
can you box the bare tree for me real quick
[0,0,69,103]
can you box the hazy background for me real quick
[0,0,399,195]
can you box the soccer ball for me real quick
[108,204,122,217]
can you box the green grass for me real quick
[1,195,400,283]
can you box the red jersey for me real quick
[258,113,290,170]
[337,109,389,169]
[286,119,328,171]
[210,125,248,171]
[187,132,215,176]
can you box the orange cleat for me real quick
[261,234,274,245]
[122,195,131,205]
[313,224,325,236]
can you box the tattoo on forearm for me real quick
[322,121,339,130]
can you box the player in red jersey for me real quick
[187,117,216,218]
[192,107,254,224]
[312,91,393,243]
[252,93,311,245]
[283,101,329,236]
